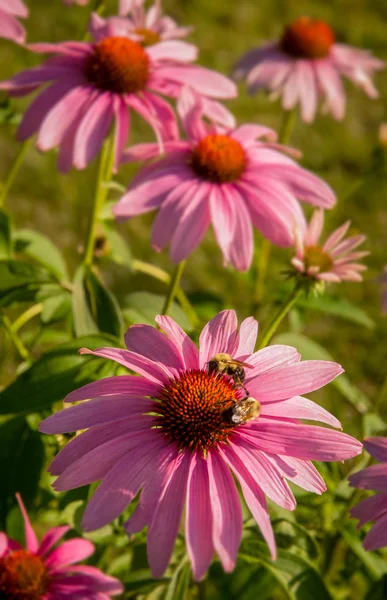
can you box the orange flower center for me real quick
[85,36,150,94]
[280,17,335,59]
[304,245,334,272]
[154,370,242,452]
[0,550,49,600]
[189,134,246,184]
[135,27,161,46]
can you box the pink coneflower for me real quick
[0,493,123,598]
[91,0,192,46]
[233,16,384,122]
[0,33,236,172]
[40,310,362,580]
[350,438,387,550]
[291,209,368,283]
[0,0,28,44]
[113,89,335,271]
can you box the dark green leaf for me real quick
[0,259,52,293]
[341,527,387,580]
[165,560,191,600]
[298,295,375,329]
[41,292,71,324]
[72,266,99,337]
[124,569,167,595]
[124,291,192,332]
[0,334,119,415]
[103,222,133,268]
[0,210,11,259]
[14,229,69,282]
[366,575,387,600]
[0,417,44,524]
[272,333,371,413]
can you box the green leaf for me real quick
[41,292,71,324]
[366,575,387,600]
[0,417,44,524]
[0,334,119,415]
[0,210,11,259]
[298,295,375,329]
[13,229,69,282]
[124,291,193,332]
[103,222,133,268]
[165,560,191,600]
[272,333,371,413]
[341,527,387,580]
[72,266,99,337]
[0,259,52,293]
[124,569,167,595]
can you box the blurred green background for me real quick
[0,0,386,597]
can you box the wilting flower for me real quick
[40,310,362,580]
[113,89,335,271]
[91,0,192,46]
[0,32,235,172]
[233,16,384,122]
[0,493,123,598]
[350,438,387,550]
[0,0,28,44]
[291,209,368,283]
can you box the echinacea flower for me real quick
[113,89,336,271]
[39,310,362,580]
[350,438,387,550]
[291,209,368,283]
[0,32,236,172]
[0,0,28,44]
[0,493,123,598]
[91,0,192,46]
[233,16,384,123]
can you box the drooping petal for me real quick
[261,395,341,428]
[124,324,185,377]
[364,437,387,463]
[73,92,114,169]
[351,494,387,528]
[273,455,326,494]
[364,512,387,551]
[45,539,95,571]
[16,494,38,553]
[229,192,254,271]
[349,464,387,492]
[64,375,160,403]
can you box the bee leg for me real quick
[241,384,250,397]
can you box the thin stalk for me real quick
[258,285,303,349]
[161,261,186,317]
[83,135,115,266]
[1,314,31,362]
[197,580,206,600]
[278,108,297,145]
[254,237,271,306]
[133,259,199,327]
[12,303,43,333]
[0,140,31,208]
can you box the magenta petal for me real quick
[38,526,70,557]
[364,437,387,462]
[351,493,387,528]
[45,539,94,571]
[349,464,387,492]
[364,512,387,551]
[199,310,238,367]
[185,453,214,581]
[245,345,300,381]
[63,564,124,594]
[16,494,39,554]
[155,315,199,370]
[169,185,211,263]
[64,375,160,403]
[147,452,191,578]
[274,456,326,494]
[220,445,276,558]
[207,450,242,572]
[124,324,185,377]
[73,92,114,169]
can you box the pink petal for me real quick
[220,444,276,559]
[232,317,259,359]
[64,375,160,403]
[261,396,341,428]
[16,494,38,553]
[0,9,25,43]
[364,437,387,463]
[276,456,326,494]
[155,64,237,98]
[229,192,254,271]
[305,209,324,246]
[124,324,185,378]
[247,360,343,403]
[209,185,236,266]
[245,345,301,381]
[349,464,387,492]
[185,453,214,581]
[240,419,362,461]
[207,450,242,572]
[113,95,130,170]
[45,539,94,570]
[38,526,70,557]
[147,40,197,63]
[177,86,207,139]
[201,97,236,129]
[147,452,191,578]
[2,0,29,18]
[364,512,387,551]
[314,60,346,121]
[73,92,114,169]
[169,184,211,262]
[155,315,200,370]
[39,397,154,434]
[351,493,387,528]
[199,310,238,367]
[231,124,277,145]
[296,60,318,123]
[323,221,351,251]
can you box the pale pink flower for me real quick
[350,438,387,551]
[0,493,123,598]
[40,310,362,580]
[291,209,368,283]
[91,0,192,46]
[233,17,385,123]
[113,89,335,271]
[0,33,236,172]
[0,0,28,44]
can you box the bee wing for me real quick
[234,360,254,369]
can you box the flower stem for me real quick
[83,135,115,267]
[254,237,271,306]
[12,303,43,333]
[161,261,186,317]
[0,140,31,208]
[278,108,297,145]
[257,285,303,349]
[1,314,31,362]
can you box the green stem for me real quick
[161,261,186,317]
[254,237,271,306]
[0,140,31,208]
[1,314,31,362]
[258,285,303,349]
[83,135,115,266]
[12,303,43,333]
[197,580,206,600]
[278,109,297,145]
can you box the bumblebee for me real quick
[207,353,253,390]
[223,397,261,426]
